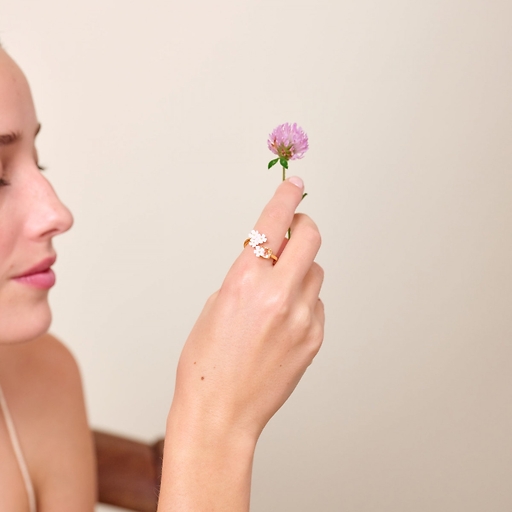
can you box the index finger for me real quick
[242,176,305,264]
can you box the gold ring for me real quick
[244,231,279,264]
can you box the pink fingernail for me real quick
[288,176,304,189]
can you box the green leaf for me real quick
[302,192,308,200]
[280,158,289,169]
[268,158,279,169]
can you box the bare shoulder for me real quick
[0,333,96,511]
[0,333,74,401]
[0,333,83,417]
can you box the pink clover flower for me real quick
[267,123,309,161]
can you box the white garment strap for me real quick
[0,384,37,512]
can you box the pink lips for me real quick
[12,256,57,290]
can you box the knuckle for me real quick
[220,262,257,298]
[237,265,259,290]
[265,288,292,317]
[311,262,324,281]
[205,290,220,304]
[317,297,325,315]
[306,321,324,358]
[296,212,320,229]
[291,303,314,337]
[294,214,321,247]
[304,224,321,247]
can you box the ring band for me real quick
[244,230,278,264]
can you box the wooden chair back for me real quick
[93,430,164,512]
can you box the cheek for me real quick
[0,212,49,343]
[0,183,30,266]
[0,232,16,292]
[0,211,22,287]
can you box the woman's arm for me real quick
[158,177,324,511]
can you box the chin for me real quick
[0,299,53,344]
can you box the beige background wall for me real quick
[2,1,512,510]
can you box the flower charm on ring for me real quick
[247,230,267,248]
[244,231,278,264]
[254,246,266,258]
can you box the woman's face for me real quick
[0,49,73,343]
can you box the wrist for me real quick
[157,401,257,511]
[164,397,258,466]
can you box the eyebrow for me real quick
[0,124,41,147]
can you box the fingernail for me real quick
[288,176,304,189]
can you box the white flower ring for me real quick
[243,231,278,264]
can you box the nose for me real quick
[27,170,74,240]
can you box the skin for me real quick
[0,47,325,511]
[160,186,325,510]
[0,49,95,511]
[0,334,96,512]
[0,50,73,343]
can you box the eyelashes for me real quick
[0,163,47,187]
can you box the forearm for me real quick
[157,402,257,512]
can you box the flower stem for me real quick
[282,165,291,239]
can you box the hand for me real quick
[171,176,325,441]
[159,177,324,510]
